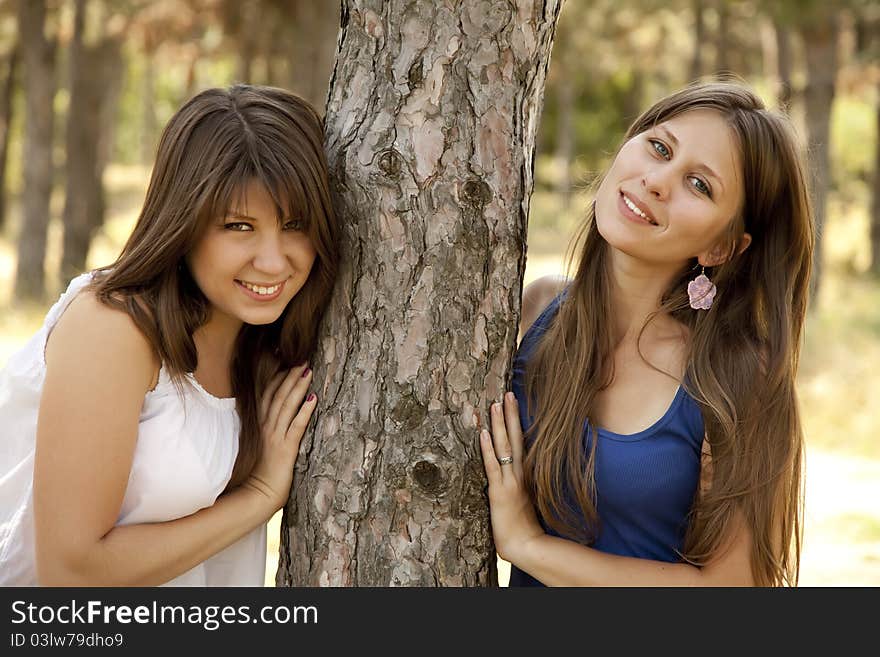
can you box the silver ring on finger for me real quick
[498,455,514,465]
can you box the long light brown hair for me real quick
[523,82,813,586]
[89,84,339,488]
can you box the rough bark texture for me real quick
[14,0,55,302]
[801,15,839,300]
[60,0,124,285]
[278,0,561,587]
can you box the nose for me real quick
[642,166,671,200]
[252,230,289,276]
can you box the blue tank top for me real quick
[508,292,704,586]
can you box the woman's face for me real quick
[594,108,745,268]
[186,179,317,327]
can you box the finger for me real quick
[274,367,313,436]
[504,391,524,476]
[479,429,501,487]
[267,363,308,430]
[260,369,289,421]
[284,392,318,448]
[490,401,514,478]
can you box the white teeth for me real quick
[241,281,280,296]
[623,194,655,223]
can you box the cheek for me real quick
[290,237,318,270]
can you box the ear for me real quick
[697,233,752,267]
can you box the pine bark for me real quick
[278,0,562,586]
[14,0,56,302]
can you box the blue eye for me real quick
[649,139,671,160]
[689,176,712,197]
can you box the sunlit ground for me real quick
[1,164,878,586]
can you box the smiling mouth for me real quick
[235,279,285,297]
[620,192,658,225]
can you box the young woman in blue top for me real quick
[479,82,813,586]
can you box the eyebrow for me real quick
[226,210,291,222]
[656,124,726,196]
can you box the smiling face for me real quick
[186,179,317,328]
[595,109,746,269]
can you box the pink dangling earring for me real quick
[687,266,716,310]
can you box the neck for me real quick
[193,310,242,367]
[607,247,686,343]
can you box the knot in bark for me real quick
[390,394,427,429]
[412,460,445,495]
[377,149,402,179]
[460,178,492,209]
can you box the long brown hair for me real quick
[90,84,339,488]
[523,82,813,586]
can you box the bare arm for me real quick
[480,392,756,586]
[33,293,312,586]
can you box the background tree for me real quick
[14,0,57,303]
[0,26,16,232]
[60,0,126,286]
[799,4,841,299]
[277,0,562,587]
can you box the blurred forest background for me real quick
[0,0,878,586]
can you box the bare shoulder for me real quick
[45,290,159,393]
[520,274,570,337]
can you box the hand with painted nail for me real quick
[245,363,318,512]
[478,391,545,564]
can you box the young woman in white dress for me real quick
[0,84,339,586]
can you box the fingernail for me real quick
[506,391,515,403]
[302,367,311,378]
[480,430,490,441]
[307,393,316,402]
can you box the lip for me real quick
[618,190,658,226]
[235,279,287,302]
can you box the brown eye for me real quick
[224,222,253,231]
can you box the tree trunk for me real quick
[870,77,880,277]
[773,17,793,111]
[689,0,705,82]
[14,0,55,303]
[716,0,730,77]
[278,0,562,587]
[801,15,839,300]
[61,0,124,285]
[555,80,573,209]
[0,43,18,232]
[287,1,339,110]
[141,43,157,164]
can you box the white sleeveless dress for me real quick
[0,272,266,586]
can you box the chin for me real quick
[239,307,287,326]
